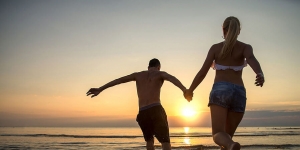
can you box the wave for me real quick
[1,144,300,150]
[1,133,299,138]
[266,127,300,130]
[171,144,300,149]
[60,142,88,144]
[0,134,142,138]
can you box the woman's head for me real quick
[220,16,241,59]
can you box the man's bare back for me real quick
[135,70,165,108]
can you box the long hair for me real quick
[219,16,240,59]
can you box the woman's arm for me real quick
[244,45,265,87]
[188,45,215,92]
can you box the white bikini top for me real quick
[211,60,247,71]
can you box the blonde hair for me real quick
[219,16,240,59]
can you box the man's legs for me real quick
[161,142,171,150]
[146,138,154,150]
[145,140,171,150]
[152,106,171,150]
[137,108,156,150]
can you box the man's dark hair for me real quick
[148,58,160,68]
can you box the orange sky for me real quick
[0,0,300,127]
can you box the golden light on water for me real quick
[183,127,191,145]
[184,138,191,145]
[184,127,190,134]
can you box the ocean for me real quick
[0,127,299,150]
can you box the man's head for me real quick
[148,58,161,70]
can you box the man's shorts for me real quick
[208,81,247,113]
[136,104,170,143]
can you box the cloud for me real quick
[240,110,300,126]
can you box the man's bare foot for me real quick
[228,142,240,150]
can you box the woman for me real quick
[185,16,265,150]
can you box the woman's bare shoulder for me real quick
[237,41,252,47]
[213,42,224,47]
[236,41,254,57]
[210,42,223,51]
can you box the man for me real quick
[86,58,189,150]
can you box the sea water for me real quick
[0,127,299,149]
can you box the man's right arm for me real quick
[87,73,136,98]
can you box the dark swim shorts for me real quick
[208,82,247,113]
[136,103,170,143]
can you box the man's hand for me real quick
[184,89,193,102]
[86,88,102,98]
[255,73,265,87]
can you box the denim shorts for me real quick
[208,82,247,113]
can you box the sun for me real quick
[182,106,196,117]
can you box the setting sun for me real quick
[182,106,197,117]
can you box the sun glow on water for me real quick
[184,127,190,134]
[184,137,191,145]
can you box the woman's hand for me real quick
[86,88,103,98]
[255,73,265,87]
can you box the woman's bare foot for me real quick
[228,142,240,150]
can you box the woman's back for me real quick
[212,41,250,86]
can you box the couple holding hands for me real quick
[86,16,265,150]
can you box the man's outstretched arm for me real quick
[86,73,136,98]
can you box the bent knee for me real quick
[213,132,232,141]
[212,133,218,143]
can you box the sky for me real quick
[0,0,300,127]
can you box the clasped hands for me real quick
[184,89,194,102]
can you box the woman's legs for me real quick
[210,105,243,150]
[225,111,244,150]
[226,111,244,137]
